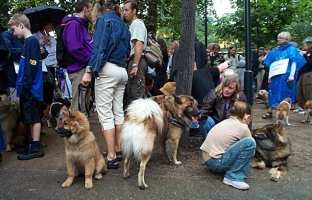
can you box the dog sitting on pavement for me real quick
[252,122,291,181]
[50,99,107,189]
[275,97,292,126]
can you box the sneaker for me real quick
[17,146,44,160]
[223,177,250,190]
[107,158,119,169]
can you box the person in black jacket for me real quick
[195,37,207,70]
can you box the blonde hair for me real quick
[91,0,119,22]
[8,14,31,30]
[215,73,240,99]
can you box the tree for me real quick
[215,0,296,47]
[174,0,196,95]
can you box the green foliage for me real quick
[216,0,297,48]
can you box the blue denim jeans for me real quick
[199,116,216,138]
[205,137,256,181]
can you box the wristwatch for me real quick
[132,63,138,67]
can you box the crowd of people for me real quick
[1,0,312,191]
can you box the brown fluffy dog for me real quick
[275,97,291,125]
[252,123,291,181]
[302,100,312,124]
[55,109,106,189]
[159,81,176,95]
[122,95,198,189]
[0,94,20,151]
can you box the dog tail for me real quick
[122,98,164,160]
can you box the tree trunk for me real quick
[146,0,158,35]
[173,0,196,148]
[173,0,196,96]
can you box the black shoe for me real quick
[107,159,119,169]
[116,152,123,162]
[17,145,44,160]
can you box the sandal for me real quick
[262,112,272,119]
[116,151,123,162]
[107,158,119,169]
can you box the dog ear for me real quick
[172,94,182,104]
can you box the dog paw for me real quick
[174,160,182,165]
[139,183,148,190]
[61,178,73,188]
[94,173,103,180]
[269,168,281,182]
[85,180,93,189]
[252,160,266,169]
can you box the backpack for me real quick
[55,22,76,68]
[144,35,163,68]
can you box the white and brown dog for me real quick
[276,98,291,126]
[302,100,312,124]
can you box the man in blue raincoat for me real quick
[262,32,306,119]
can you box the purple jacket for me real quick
[62,16,92,74]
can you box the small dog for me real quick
[122,95,198,189]
[275,97,291,125]
[159,81,176,95]
[52,100,106,189]
[252,123,291,181]
[0,94,19,151]
[256,89,269,107]
[302,100,312,124]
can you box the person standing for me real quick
[8,14,44,160]
[62,0,93,111]
[123,0,148,106]
[82,0,131,169]
[262,32,306,119]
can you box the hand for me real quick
[81,72,92,86]
[287,78,294,88]
[40,47,45,55]
[129,66,138,78]
[217,61,229,73]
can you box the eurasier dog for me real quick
[252,123,291,181]
[159,81,176,95]
[122,95,198,189]
[302,100,312,124]
[0,94,19,151]
[50,100,106,189]
[276,97,291,125]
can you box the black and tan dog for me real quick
[122,95,198,189]
[51,99,106,189]
[252,123,291,181]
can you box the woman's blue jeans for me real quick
[199,116,216,138]
[205,137,256,181]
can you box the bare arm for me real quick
[129,40,144,78]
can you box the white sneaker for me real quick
[223,177,250,190]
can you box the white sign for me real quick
[269,58,289,79]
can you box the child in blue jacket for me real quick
[8,14,44,160]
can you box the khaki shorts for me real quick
[95,62,128,130]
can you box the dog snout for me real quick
[55,128,73,138]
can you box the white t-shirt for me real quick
[129,19,147,55]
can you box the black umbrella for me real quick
[23,5,66,32]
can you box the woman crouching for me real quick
[200,101,255,190]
